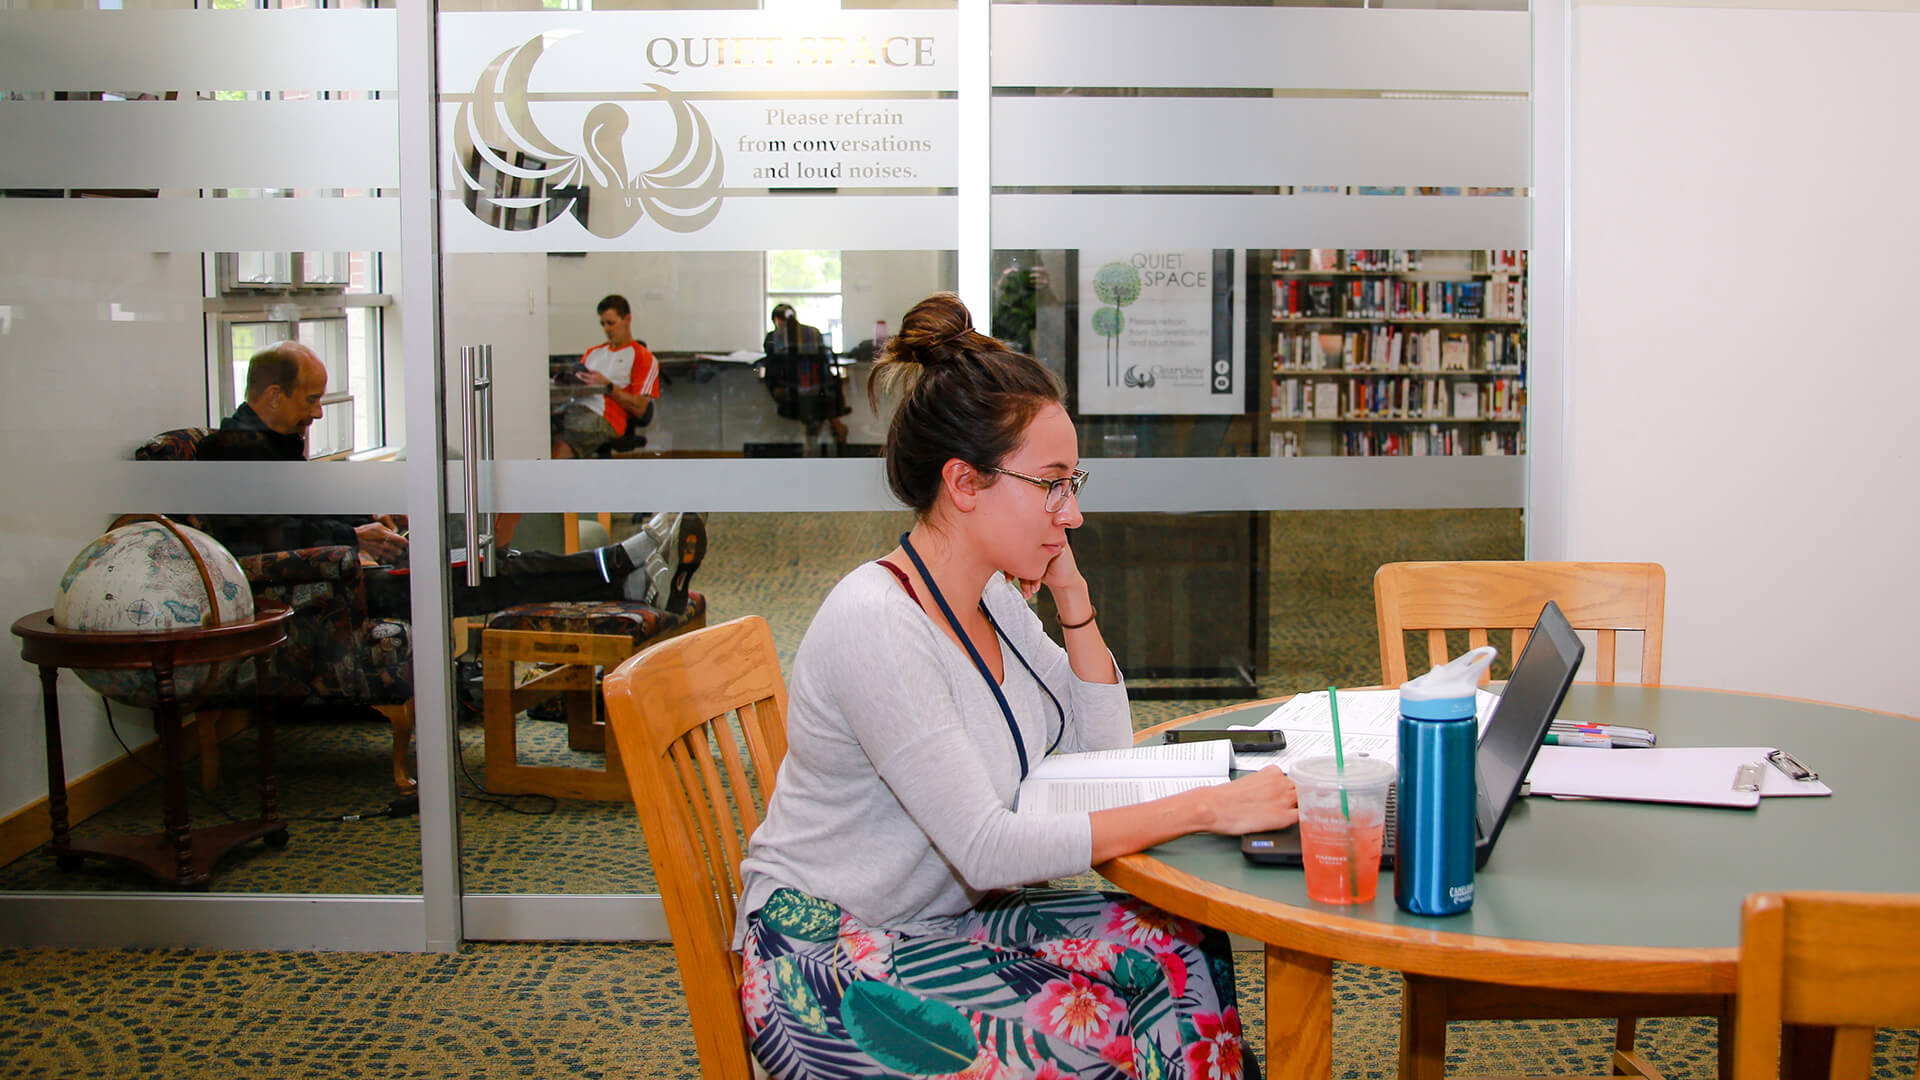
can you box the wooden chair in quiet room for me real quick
[600,615,788,1080]
[1374,561,1719,1080]
[1733,892,1920,1080]
[1374,560,1666,687]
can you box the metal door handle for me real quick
[476,345,497,578]
[459,347,481,586]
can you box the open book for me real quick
[1015,740,1232,815]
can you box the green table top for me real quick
[1145,685,1918,952]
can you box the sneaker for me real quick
[622,511,705,611]
[663,512,707,614]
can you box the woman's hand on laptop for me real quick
[1201,767,1301,836]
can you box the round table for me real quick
[12,602,293,889]
[1098,684,1920,1080]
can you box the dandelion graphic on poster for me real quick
[1077,249,1237,416]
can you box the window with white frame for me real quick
[766,250,844,352]
[208,245,390,460]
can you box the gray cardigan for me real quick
[735,562,1132,946]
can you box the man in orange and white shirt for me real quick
[551,293,661,459]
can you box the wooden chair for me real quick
[1376,561,1715,1080]
[1375,560,1666,687]
[600,615,788,1080]
[1734,891,1920,1080]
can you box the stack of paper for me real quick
[1229,689,1499,772]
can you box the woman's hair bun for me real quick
[886,292,980,366]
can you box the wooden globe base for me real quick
[12,603,293,889]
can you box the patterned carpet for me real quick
[4,509,1918,1077]
[3,942,1913,1079]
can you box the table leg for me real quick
[1264,945,1332,1080]
[1400,975,1448,1080]
[39,667,75,856]
[153,656,194,884]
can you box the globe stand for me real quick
[11,602,293,890]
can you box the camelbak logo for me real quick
[1122,365,1157,389]
[1448,883,1475,903]
[453,34,725,237]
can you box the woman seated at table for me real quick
[735,292,1300,1080]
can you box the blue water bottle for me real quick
[1394,645,1497,916]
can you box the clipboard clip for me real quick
[1732,762,1764,793]
[1767,749,1817,782]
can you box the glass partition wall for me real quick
[0,0,1534,950]
[0,3,431,945]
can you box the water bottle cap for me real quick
[1399,645,1497,719]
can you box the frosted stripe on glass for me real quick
[0,198,398,253]
[992,7,1527,93]
[76,463,406,516]
[0,11,398,93]
[993,98,1527,188]
[992,193,1527,250]
[0,102,398,190]
[439,12,956,95]
[481,457,1523,513]
[440,194,954,253]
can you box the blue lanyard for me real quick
[898,533,1064,781]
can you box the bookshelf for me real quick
[1265,249,1527,458]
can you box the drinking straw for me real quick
[1327,686,1361,899]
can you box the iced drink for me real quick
[1289,755,1396,905]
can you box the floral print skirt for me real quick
[741,886,1259,1080]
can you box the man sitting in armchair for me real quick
[198,342,704,617]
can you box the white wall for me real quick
[0,250,209,817]
[545,251,763,354]
[443,253,549,461]
[1563,0,1920,715]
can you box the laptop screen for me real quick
[1474,600,1584,847]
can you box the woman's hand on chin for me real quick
[1007,537,1086,603]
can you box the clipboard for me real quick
[1525,745,1833,809]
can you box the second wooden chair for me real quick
[1734,891,1920,1080]
[600,614,788,1080]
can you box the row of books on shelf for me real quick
[1339,427,1525,457]
[1268,427,1526,458]
[1277,326,1525,373]
[1274,249,1530,273]
[1272,376,1525,421]
[1273,278,1525,321]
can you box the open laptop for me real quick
[1241,600,1584,870]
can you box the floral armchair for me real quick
[132,428,416,792]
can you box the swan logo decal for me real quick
[1122,365,1157,389]
[453,34,725,236]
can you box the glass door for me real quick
[433,1,961,938]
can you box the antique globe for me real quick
[52,519,254,709]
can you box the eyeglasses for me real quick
[990,467,1090,513]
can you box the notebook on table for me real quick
[1241,599,1585,870]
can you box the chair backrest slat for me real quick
[687,722,749,904]
[712,711,762,840]
[602,616,788,1080]
[1594,628,1617,682]
[1733,891,1920,1080]
[1375,561,1666,687]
